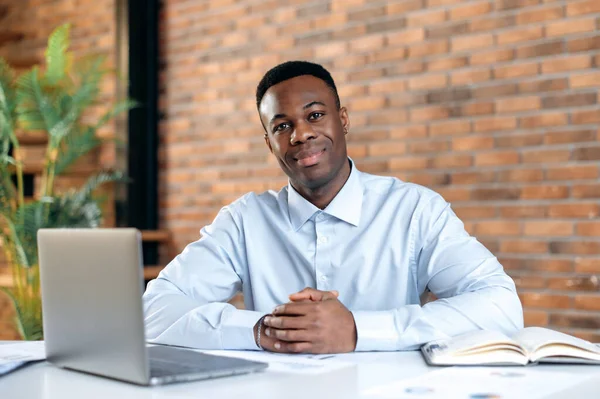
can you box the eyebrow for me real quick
[269,101,327,125]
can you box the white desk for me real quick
[1,351,600,399]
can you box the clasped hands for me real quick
[253,288,357,354]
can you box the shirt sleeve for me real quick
[352,192,523,351]
[142,206,264,350]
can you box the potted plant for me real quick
[0,23,136,340]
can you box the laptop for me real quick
[37,228,268,386]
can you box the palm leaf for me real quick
[44,23,71,86]
[95,98,138,129]
[53,126,101,175]
[16,67,62,135]
[0,214,30,268]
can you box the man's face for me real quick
[259,75,349,190]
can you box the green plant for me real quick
[0,24,136,340]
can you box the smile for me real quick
[295,149,325,167]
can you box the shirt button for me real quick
[320,275,327,282]
[318,236,328,244]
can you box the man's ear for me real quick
[264,134,273,153]
[339,106,350,134]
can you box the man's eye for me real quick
[309,112,324,120]
[274,123,290,133]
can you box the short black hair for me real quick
[256,60,341,110]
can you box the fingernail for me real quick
[264,316,271,325]
[274,342,280,349]
[265,328,271,337]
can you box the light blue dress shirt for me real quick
[143,160,523,351]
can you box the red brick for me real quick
[475,151,520,166]
[513,275,547,290]
[516,40,564,59]
[546,17,597,36]
[546,165,598,181]
[520,113,568,129]
[566,0,600,16]
[501,258,572,272]
[451,171,496,184]
[390,126,428,139]
[497,169,543,183]
[450,1,491,20]
[474,117,517,132]
[519,293,571,309]
[453,205,497,219]
[524,310,548,326]
[574,296,600,311]
[471,48,514,65]
[501,241,549,254]
[572,184,600,199]
[572,110,600,125]
[544,129,596,145]
[387,28,425,45]
[430,154,473,168]
[408,74,448,90]
[410,106,450,122]
[436,187,471,202]
[349,96,386,112]
[470,15,515,32]
[430,120,471,136]
[495,133,543,148]
[549,276,599,291]
[409,140,449,154]
[494,62,539,80]
[452,33,494,51]
[495,0,538,10]
[519,78,568,93]
[427,57,469,71]
[386,0,423,15]
[501,205,547,218]
[473,83,517,99]
[575,258,600,274]
[516,5,564,24]
[541,55,592,73]
[472,187,521,201]
[549,203,600,218]
[577,221,600,237]
[367,142,407,157]
[475,221,520,236]
[524,221,574,237]
[496,96,541,113]
[571,71,600,88]
[567,35,600,52]
[496,26,544,45]
[551,314,600,329]
[550,241,600,255]
[406,9,447,27]
[522,149,571,164]
[389,156,429,171]
[452,136,494,151]
[408,40,449,58]
[572,146,600,161]
[350,35,385,52]
[521,185,569,200]
[450,69,491,85]
[459,102,495,116]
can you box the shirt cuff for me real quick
[220,309,265,350]
[352,310,400,351]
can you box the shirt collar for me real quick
[287,159,363,231]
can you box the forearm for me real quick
[352,285,523,351]
[143,278,263,350]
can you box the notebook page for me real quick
[513,327,600,356]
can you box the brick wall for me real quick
[0,0,118,339]
[160,0,600,341]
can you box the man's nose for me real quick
[290,120,317,145]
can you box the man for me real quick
[143,61,523,353]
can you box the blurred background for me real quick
[0,0,598,342]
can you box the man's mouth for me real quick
[294,149,326,167]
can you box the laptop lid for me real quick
[38,228,149,385]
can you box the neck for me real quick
[291,159,351,210]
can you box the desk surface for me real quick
[1,351,600,399]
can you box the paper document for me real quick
[0,341,45,376]
[362,366,600,399]
[202,350,353,374]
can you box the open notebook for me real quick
[421,327,600,366]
